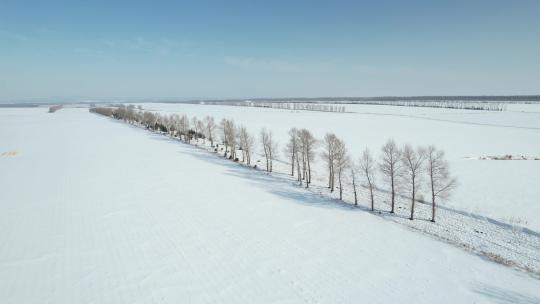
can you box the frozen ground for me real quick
[1,107,539,303]
[142,102,540,231]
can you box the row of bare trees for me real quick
[377,140,458,221]
[90,105,456,222]
[285,128,317,186]
[355,100,506,111]
[219,118,278,171]
[204,101,347,112]
[90,106,279,172]
[285,129,456,222]
[352,139,457,222]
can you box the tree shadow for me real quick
[148,133,377,213]
[147,132,446,224]
[473,283,540,304]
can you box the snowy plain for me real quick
[1,107,540,303]
[141,102,540,231]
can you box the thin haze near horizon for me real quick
[1,0,539,102]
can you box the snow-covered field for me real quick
[1,107,540,303]
[142,102,540,231]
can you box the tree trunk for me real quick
[331,166,336,192]
[297,162,302,185]
[328,157,332,189]
[330,170,334,192]
[264,148,269,172]
[291,154,295,176]
[370,186,374,211]
[352,171,358,206]
[431,173,436,222]
[431,197,436,222]
[338,171,343,200]
[307,156,311,184]
[296,154,302,185]
[269,152,272,172]
[410,177,415,220]
[390,174,395,214]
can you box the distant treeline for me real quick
[203,101,346,113]
[204,100,504,111]
[0,103,40,108]
[186,95,540,104]
[346,100,506,111]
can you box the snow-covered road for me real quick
[1,107,539,303]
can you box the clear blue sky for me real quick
[1,0,539,101]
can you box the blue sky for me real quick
[1,0,539,101]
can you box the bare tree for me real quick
[142,111,149,127]
[220,119,237,159]
[402,144,427,220]
[360,148,376,211]
[380,139,402,213]
[149,112,158,130]
[334,137,348,200]
[179,114,190,141]
[191,116,199,142]
[298,128,317,187]
[159,114,170,133]
[226,119,237,159]
[321,133,347,196]
[143,111,157,129]
[197,120,205,142]
[203,116,216,146]
[322,133,339,192]
[260,128,277,172]
[349,159,359,206]
[238,125,255,165]
[426,145,457,222]
[284,128,299,176]
[238,126,247,163]
[134,108,143,125]
[168,114,180,136]
[115,104,127,121]
[126,105,136,123]
[295,140,303,185]
[174,114,184,138]
[220,118,228,155]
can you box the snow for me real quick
[1,107,539,303]
[141,102,540,231]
